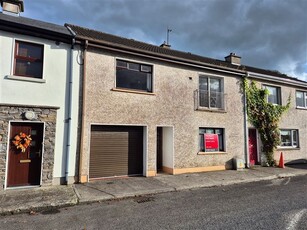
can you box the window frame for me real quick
[263,84,282,105]
[115,59,153,93]
[198,75,225,110]
[279,129,299,148]
[199,127,225,153]
[296,91,307,109]
[13,40,44,79]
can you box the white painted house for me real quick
[0,0,81,189]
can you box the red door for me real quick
[7,122,43,187]
[248,129,258,166]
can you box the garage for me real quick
[89,125,144,179]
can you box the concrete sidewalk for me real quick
[1,164,307,215]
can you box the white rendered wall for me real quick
[0,31,81,182]
[162,127,174,169]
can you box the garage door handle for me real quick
[20,159,31,163]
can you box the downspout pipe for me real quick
[243,73,250,168]
[64,26,76,184]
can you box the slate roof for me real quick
[0,12,72,41]
[67,23,306,84]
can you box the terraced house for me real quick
[0,1,306,188]
[0,0,81,190]
[67,24,307,183]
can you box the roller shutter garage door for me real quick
[89,125,143,179]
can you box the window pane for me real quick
[296,91,304,107]
[265,86,280,104]
[15,59,43,78]
[280,130,291,146]
[141,65,152,72]
[116,68,151,91]
[199,77,208,90]
[128,63,140,71]
[199,134,204,151]
[117,60,127,68]
[292,130,298,147]
[17,42,42,59]
[199,90,209,107]
[210,78,221,92]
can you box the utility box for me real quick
[233,157,245,170]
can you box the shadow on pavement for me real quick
[285,160,307,170]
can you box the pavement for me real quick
[1,164,307,215]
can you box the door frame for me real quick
[248,128,259,165]
[5,121,45,190]
[156,125,174,174]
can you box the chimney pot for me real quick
[1,0,24,15]
[160,41,171,49]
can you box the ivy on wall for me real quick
[243,78,291,166]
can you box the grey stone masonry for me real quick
[0,104,58,190]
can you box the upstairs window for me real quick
[199,76,224,109]
[296,91,307,108]
[116,60,153,92]
[199,128,225,152]
[280,129,299,148]
[14,41,44,79]
[264,85,281,105]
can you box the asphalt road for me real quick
[0,175,307,230]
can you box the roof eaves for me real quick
[77,35,245,75]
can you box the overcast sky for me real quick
[21,0,307,81]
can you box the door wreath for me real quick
[12,132,32,152]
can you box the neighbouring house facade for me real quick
[68,24,249,182]
[67,24,307,183]
[245,69,307,165]
[0,1,81,190]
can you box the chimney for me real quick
[225,52,241,66]
[1,0,24,16]
[160,41,171,49]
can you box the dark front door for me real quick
[7,122,43,187]
[248,129,258,166]
[157,127,163,172]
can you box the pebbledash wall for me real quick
[248,78,307,164]
[0,30,81,189]
[79,47,246,181]
[0,105,57,188]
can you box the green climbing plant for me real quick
[243,78,291,166]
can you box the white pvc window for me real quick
[280,129,299,148]
[296,91,307,108]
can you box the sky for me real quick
[21,0,307,81]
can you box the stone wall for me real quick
[0,104,58,190]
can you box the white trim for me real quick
[5,121,45,190]
[88,123,148,179]
[5,75,46,83]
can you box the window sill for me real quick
[6,75,46,83]
[196,107,226,113]
[296,106,307,110]
[277,147,300,151]
[198,151,227,155]
[111,88,156,95]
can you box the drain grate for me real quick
[134,196,155,203]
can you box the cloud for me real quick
[23,0,307,81]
